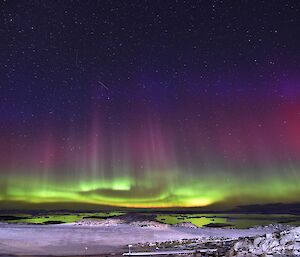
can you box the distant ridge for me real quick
[232,203,300,215]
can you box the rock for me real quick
[261,238,273,252]
[291,227,300,234]
[174,222,198,228]
[265,233,273,239]
[233,238,252,252]
[294,242,300,250]
[232,226,300,256]
[280,233,295,245]
[253,236,263,247]
[286,243,294,250]
[271,245,283,253]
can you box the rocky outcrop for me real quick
[174,222,198,228]
[74,214,169,228]
[232,226,300,256]
[131,220,170,228]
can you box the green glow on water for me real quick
[156,214,300,229]
[1,212,123,224]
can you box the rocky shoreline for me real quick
[231,226,300,256]
[127,225,300,256]
[73,215,300,256]
[0,213,299,256]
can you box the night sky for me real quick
[0,1,300,209]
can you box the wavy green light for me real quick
[1,167,300,208]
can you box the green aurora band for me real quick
[1,168,300,208]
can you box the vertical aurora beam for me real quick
[1,82,300,208]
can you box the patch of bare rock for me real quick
[174,221,199,228]
[74,218,121,226]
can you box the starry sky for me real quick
[0,0,300,209]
